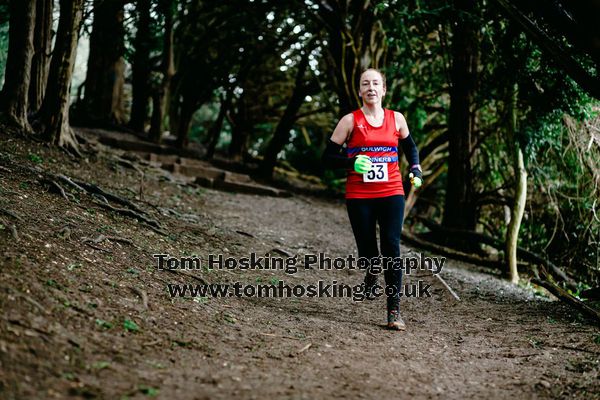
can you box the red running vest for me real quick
[345,108,404,199]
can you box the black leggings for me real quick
[346,195,405,311]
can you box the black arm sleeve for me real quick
[322,139,355,170]
[399,134,420,169]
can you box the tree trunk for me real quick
[228,94,249,162]
[505,83,527,284]
[29,0,53,114]
[1,0,36,132]
[149,91,163,142]
[82,0,125,126]
[168,75,182,141]
[129,0,152,132]
[149,0,175,142]
[205,89,232,159]
[175,101,194,149]
[38,0,84,152]
[442,0,479,236]
[318,1,387,116]
[258,53,311,178]
[160,0,175,133]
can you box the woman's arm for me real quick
[330,113,354,144]
[322,114,357,170]
[394,111,419,168]
[394,111,410,140]
[395,111,423,186]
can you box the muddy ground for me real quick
[0,131,598,399]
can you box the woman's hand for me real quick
[354,155,372,174]
[409,167,423,188]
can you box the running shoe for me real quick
[387,309,406,331]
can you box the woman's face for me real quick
[358,70,386,105]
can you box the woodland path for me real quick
[0,133,598,399]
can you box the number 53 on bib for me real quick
[363,163,388,182]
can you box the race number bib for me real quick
[363,163,388,182]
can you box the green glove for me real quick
[354,155,372,174]
[409,167,423,189]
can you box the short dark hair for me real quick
[361,68,386,89]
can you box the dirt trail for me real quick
[0,133,598,399]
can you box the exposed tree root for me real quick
[401,230,508,270]
[82,234,138,248]
[8,288,48,315]
[433,273,461,301]
[129,286,149,310]
[0,215,19,242]
[91,199,164,234]
[407,222,600,322]
[415,218,577,290]
[82,240,112,253]
[38,171,166,234]
[0,208,23,221]
[9,224,19,241]
[47,179,75,202]
[532,267,600,323]
[162,268,208,286]
[58,226,72,240]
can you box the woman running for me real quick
[322,68,422,331]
